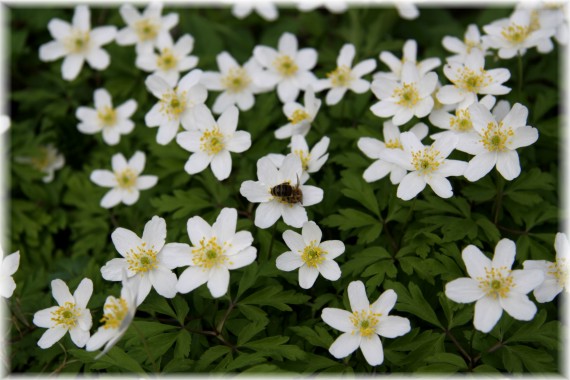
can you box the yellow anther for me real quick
[301,242,326,268]
[221,67,251,93]
[411,147,442,174]
[98,106,117,127]
[192,237,229,269]
[294,149,311,171]
[327,65,353,87]
[385,139,403,149]
[115,168,137,189]
[394,83,420,107]
[65,30,90,53]
[477,266,514,299]
[350,309,381,337]
[288,109,310,125]
[126,242,158,274]
[134,19,158,41]
[454,68,491,92]
[501,24,530,44]
[159,90,187,119]
[51,302,81,328]
[100,297,129,329]
[273,55,298,77]
[200,127,225,155]
[480,121,514,152]
[450,109,473,131]
[156,48,178,70]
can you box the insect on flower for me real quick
[270,174,303,204]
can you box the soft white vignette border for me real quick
[0,0,568,379]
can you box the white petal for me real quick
[492,239,516,270]
[177,267,209,294]
[187,216,212,247]
[211,150,232,181]
[321,308,353,333]
[445,278,485,303]
[90,170,116,187]
[282,204,308,228]
[320,240,345,260]
[100,188,122,208]
[149,267,178,298]
[86,49,110,70]
[208,267,230,298]
[136,175,157,190]
[85,327,115,352]
[371,289,397,315]
[61,54,84,81]
[73,278,93,309]
[348,281,369,311]
[47,18,71,40]
[462,245,491,279]
[300,185,323,206]
[496,151,521,180]
[426,175,453,198]
[254,201,281,229]
[33,306,59,328]
[329,332,360,359]
[360,334,384,366]
[226,131,251,153]
[510,269,544,294]
[70,327,90,348]
[282,230,305,253]
[212,207,237,244]
[51,279,73,305]
[474,296,503,333]
[534,279,563,303]
[240,181,271,203]
[500,293,537,321]
[1,252,20,276]
[141,216,166,252]
[302,221,322,246]
[226,247,256,269]
[299,265,319,289]
[184,152,212,175]
[160,243,192,269]
[275,251,304,271]
[464,152,497,182]
[101,258,129,281]
[318,259,341,281]
[39,41,67,61]
[37,326,68,349]
[326,87,347,105]
[397,172,426,201]
[509,127,538,150]
[376,316,411,339]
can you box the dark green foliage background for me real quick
[7,4,563,374]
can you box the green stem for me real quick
[133,323,159,372]
[517,53,523,97]
[493,172,505,224]
[264,223,278,262]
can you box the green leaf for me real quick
[171,296,190,326]
[242,336,306,361]
[340,170,380,216]
[289,325,334,349]
[196,346,232,371]
[104,346,146,373]
[174,330,192,359]
[386,281,443,328]
[237,319,269,345]
[425,352,467,369]
[240,286,311,311]
[505,309,559,350]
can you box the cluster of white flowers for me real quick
[22,2,566,370]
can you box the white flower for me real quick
[231,2,278,21]
[33,278,93,349]
[313,44,377,106]
[90,151,158,208]
[76,88,137,146]
[136,34,199,87]
[240,154,324,228]
[524,232,569,303]
[370,62,437,126]
[443,24,488,64]
[395,2,419,20]
[38,5,117,81]
[145,69,208,145]
[0,250,20,299]
[482,9,556,59]
[86,282,137,358]
[101,216,178,306]
[437,49,511,109]
[276,221,344,289]
[201,52,267,114]
[162,208,257,298]
[322,281,411,366]
[379,133,467,200]
[297,1,347,13]
[176,105,251,181]
[266,135,329,183]
[445,239,544,333]
[0,115,10,134]
[429,95,497,150]
[358,121,428,185]
[116,3,179,54]
[275,87,321,140]
[16,144,65,183]
[462,102,539,182]
[374,39,441,81]
[253,32,318,102]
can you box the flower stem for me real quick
[264,223,278,262]
[493,171,505,224]
[517,53,523,97]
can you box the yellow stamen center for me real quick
[100,297,129,329]
[31,147,56,171]
[98,106,117,127]
[350,309,381,337]
[480,121,514,152]
[450,109,473,132]
[126,242,158,274]
[288,109,310,125]
[156,48,178,70]
[160,89,187,119]
[385,139,403,149]
[294,149,310,171]
[477,267,514,298]
[548,258,568,287]
[273,55,298,77]
[501,24,530,45]
[134,19,158,41]
[200,127,225,155]
[394,83,420,108]
[221,67,251,93]
[327,65,352,87]
[455,68,491,93]
[464,39,479,53]
[192,237,231,269]
[115,168,137,189]
[411,147,442,174]
[301,243,326,268]
[65,30,90,53]
[51,302,81,328]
